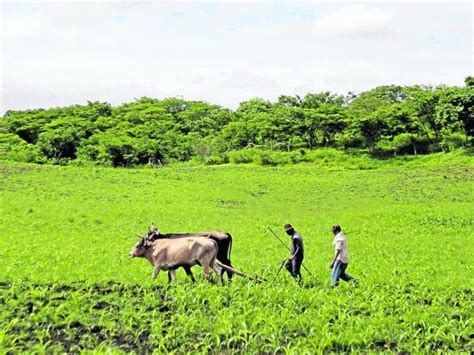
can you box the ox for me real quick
[129,236,222,284]
[145,225,234,281]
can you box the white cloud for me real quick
[311,5,397,41]
[3,13,48,38]
[244,4,398,42]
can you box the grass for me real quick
[0,157,473,352]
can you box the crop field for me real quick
[0,159,473,353]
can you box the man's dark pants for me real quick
[285,257,303,280]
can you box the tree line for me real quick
[1,77,472,167]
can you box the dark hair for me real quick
[332,224,341,233]
[284,224,293,231]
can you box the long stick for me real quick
[215,262,267,283]
[267,227,315,279]
[276,258,287,276]
[267,227,291,252]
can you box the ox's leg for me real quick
[212,263,223,285]
[202,263,213,282]
[218,254,233,281]
[204,267,212,282]
[169,269,177,283]
[225,259,233,281]
[183,266,196,283]
[152,265,161,280]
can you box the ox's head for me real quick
[147,224,160,239]
[129,236,154,258]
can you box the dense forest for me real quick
[1,77,473,167]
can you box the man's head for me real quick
[331,224,342,235]
[284,223,295,236]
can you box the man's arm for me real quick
[290,246,300,260]
[330,249,341,268]
[290,238,301,259]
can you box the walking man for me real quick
[330,224,357,287]
[284,224,304,284]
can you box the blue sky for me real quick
[1,1,472,114]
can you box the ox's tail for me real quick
[215,261,266,283]
[225,232,233,261]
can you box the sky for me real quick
[0,0,472,114]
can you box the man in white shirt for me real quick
[330,224,357,287]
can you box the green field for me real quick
[1,158,473,353]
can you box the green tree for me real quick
[301,92,344,109]
[403,86,442,144]
[277,95,301,107]
[435,87,474,143]
[37,117,94,162]
[465,76,474,87]
[301,104,347,147]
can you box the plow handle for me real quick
[215,262,267,283]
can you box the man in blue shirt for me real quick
[284,223,304,284]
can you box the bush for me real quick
[392,134,414,154]
[392,134,431,155]
[0,134,41,163]
[442,133,469,151]
[306,148,348,164]
[288,150,311,163]
[204,155,227,165]
[4,144,41,163]
[373,139,396,157]
[228,150,259,164]
[413,136,431,155]
[335,133,365,149]
[258,151,292,166]
[373,134,432,157]
[228,149,315,166]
